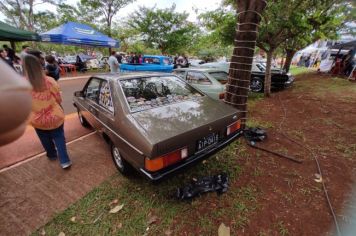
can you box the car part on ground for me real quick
[176,173,229,200]
[244,127,302,164]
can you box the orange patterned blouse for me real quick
[30,76,65,130]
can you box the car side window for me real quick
[186,72,212,85]
[98,80,114,113]
[85,78,101,102]
[173,70,185,78]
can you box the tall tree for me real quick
[283,1,349,72]
[0,0,59,31]
[127,4,200,54]
[80,0,135,37]
[201,0,348,96]
[225,0,267,126]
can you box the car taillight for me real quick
[145,147,188,172]
[219,92,225,99]
[227,120,241,136]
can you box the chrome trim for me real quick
[75,102,144,155]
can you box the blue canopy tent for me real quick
[40,22,119,48]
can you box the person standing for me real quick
[22,54,72,169]
[3,44,18,63]
[45,55,60,81]
[115,53,122,64]
[20,45,30,60]
[0,49,14,69]
[108,51,119,73]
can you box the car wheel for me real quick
[77,108,90,128]
[250,77,264,93]
[111,144,132,175]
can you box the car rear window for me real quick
[208,71,228,84]
[119,76,204,112]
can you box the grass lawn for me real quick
[33,139,258,236]
[289,66,315,76]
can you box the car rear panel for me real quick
[131,96,242,157]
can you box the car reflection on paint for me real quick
[73,72,243,181]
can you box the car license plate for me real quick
[196,133,219,152]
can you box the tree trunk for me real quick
[225,0,267,127]
[283,49,296,73]
[264,50,274,97]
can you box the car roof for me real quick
[143,55,170,59]
[91,72,173,81]
[174,68,227,73]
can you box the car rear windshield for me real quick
[119,76,204,112]
[208,71,228,84]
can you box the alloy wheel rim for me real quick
[251,80,262,91]
[113,147,123,169]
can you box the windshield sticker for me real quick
[99,81,114,112]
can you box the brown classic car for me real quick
[73,73,243,180]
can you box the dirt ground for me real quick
[172,72,356,235]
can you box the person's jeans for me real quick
[35,124,71,166]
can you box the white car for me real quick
[86,59,100,69]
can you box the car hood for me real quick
[131,97,238,143]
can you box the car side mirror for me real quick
[74,91,84,97]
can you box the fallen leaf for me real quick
[117,222,123,229]
[147,215,158,225]
[58,232,65,236]
[110,199,119,205]
[164,229,173,235]
[70,217,76,222]
[314,173,323,183]
[109,204,124,214]
[39,228,46,236]
[218,223,230,236]
[202,160,207,164]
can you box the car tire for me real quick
[77,108,90,128]
[111,144,132,175]
[250,77,264,93]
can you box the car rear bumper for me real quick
[139,130,243,181]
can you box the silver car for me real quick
[173,68,227,100]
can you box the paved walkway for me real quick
[0,134,117,236]
[0,113,92,169]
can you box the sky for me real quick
[0,0,223,23]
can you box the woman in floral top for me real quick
[23,54,71,169]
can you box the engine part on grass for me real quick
[247,141,303,164]
[244,127,267,142]
[176,173,229,200]
[244,127,302,164]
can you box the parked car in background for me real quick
[63,55,77,64]
[173,68,227,100]
[120,55,174,73]
[200,61,294,92]
[86,58,100,69]
[73,73,243,181]
[189,59,206,67]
